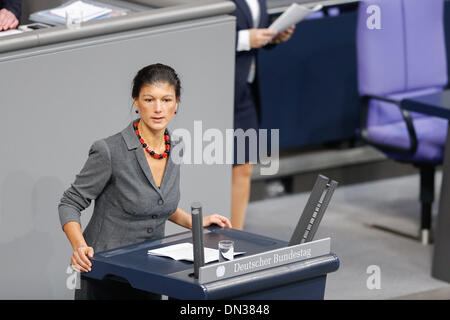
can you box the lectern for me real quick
[84,175,340,299]
[84,226,339,299]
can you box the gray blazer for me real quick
[58,120,181,252]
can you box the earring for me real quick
[132,102,139,114]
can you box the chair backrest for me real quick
[357,0,447,96]
[357,0,447,125]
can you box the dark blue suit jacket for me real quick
[230,0,272,122]
[231,0,270,85]
[0,0,21,19]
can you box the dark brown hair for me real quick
[132,63,181,101]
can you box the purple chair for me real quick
[357,0,448,244]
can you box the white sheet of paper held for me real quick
[147,243,245,263]
[269,3,323,33]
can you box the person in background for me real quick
[230,0,295,230]
[0,0,21,31]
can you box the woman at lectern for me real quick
[58,63,231,300]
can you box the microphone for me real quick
[191,202,205,279]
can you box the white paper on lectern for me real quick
[50,1,112,22]
[147,243,245,264]
[269,3,323,33]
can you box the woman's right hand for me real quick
[249,28,277,48]
[71,246,94,273]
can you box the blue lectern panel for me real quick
[84,226,339,299]
[85,227,286,298]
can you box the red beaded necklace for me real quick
[133,120,171,159]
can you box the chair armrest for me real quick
[359,94,418,155]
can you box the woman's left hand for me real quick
[0,9,19,31]
[203,214,232,228]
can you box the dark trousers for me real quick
[75,276,162,300]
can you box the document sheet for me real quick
[269,3,323,33]
[148,243,245,263]
[50,1,112,22]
